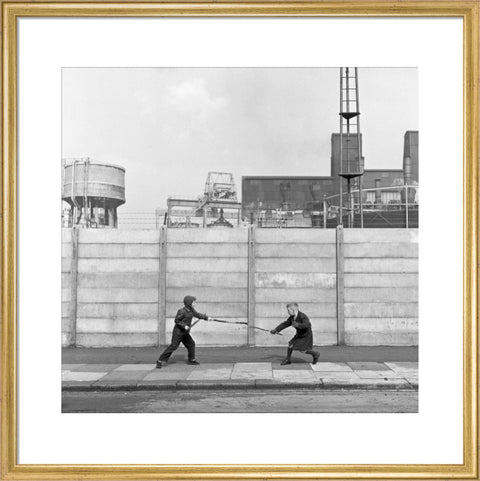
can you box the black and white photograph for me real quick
[61,67,418,413]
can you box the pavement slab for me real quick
[100,371,150,381]
[354,370,404,379]
[69,364,121,372]
[311,362,354,372]
[187,367,234,380]
[62,371,108,382]
[273,370,316,381]
[143,370,191,381]
[114,364,156,371]
[347,362,388,371]
[273,363,312,370]
[313,371,360,380]
[61,347,419,392]
[231,370,273,380]
[232,362,272,370]
[385,362,419,373]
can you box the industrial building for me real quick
[242,130,419,227]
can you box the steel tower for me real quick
[339,67,364,228]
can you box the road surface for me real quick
[62,389,418,413]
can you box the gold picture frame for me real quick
[1,1,478,479]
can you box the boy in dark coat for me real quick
[270,302,320,365]
[156,295,212,368]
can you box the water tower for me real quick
[61,158,126,228]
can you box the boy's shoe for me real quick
[312,352,320,365]
[280,359,291,366]
[156,360,162,369]
[187,360,200,365]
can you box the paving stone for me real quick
[193,363,234,370]
[187,368,233,380]
[143,370,191,381]
[311,362,353,372]
[157,363,196,372]
[114,364,156,371]
[67,364,120,372]
[313,371,360,380]
[385,362,418,374]
[347,362,388,371]
[232,362,272,370]
[100,370,149,381]
[354,370,404,379]
[62,371,108,382]
[273,363,312,370]
[231,370,273,380]
[273,370,316,381]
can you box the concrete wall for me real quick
[343,229,418,345]
[254,229,337,346]
[166,229,248,346]
[62,227,418,347]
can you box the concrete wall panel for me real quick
[256,244,336,258]
[79,229,159,244]
[166,287,247,303]
[256,229,336,243]
[166,302,247,318]
[345,273,418,288]
[255,288,336,303]
[168,243,247,258]
[78,258,158,273]
[345,332,418,346]
[77,318,158,333]
[62,258,71,273]
[167,272,247,288]
[255,302,336,318]
[344,243,418,258]
[256,258,336,273]
[344,303,418,318]
[255,272,336,289]
[76,333,158,347]
[344,258,418,273]
[77,288,158,303]
[62,243,72,258]
[167,229,248,243]
[343,229,418,243]
[78,272,159,288]
[344,287,418,303]
[77,303,158,319]
[345,317,418,331]
[167,258,247,273]
[62,229,72,243]
[79,243,159,258]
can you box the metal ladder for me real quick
[339,67,364,228]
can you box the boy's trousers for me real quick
[159,325,196,362]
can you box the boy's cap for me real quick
[183,295,196,306]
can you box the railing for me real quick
[323,184,419,228]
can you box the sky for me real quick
[62,68,417,213]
